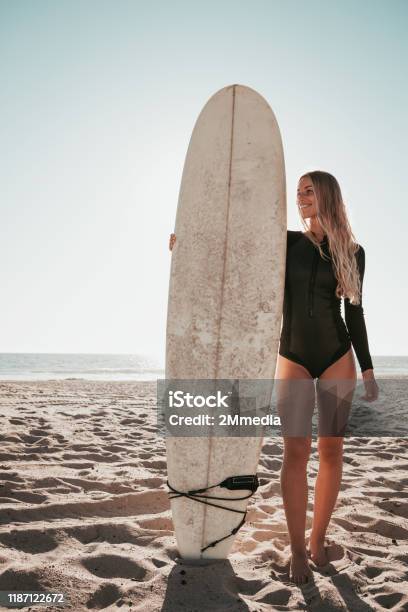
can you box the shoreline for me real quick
[1,372,408,382]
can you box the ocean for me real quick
[0,353,164,381]
[0,353,407,381]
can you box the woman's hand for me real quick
[360,368,379,401]
[169,233,176,251]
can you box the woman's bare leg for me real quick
[309,348,357,566]
[281,437,313,583]
[276,354,314,584]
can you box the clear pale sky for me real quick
[1,0,407,365]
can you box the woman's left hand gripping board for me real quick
[169,233,176,251]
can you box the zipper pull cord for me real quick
[309,251,319,317]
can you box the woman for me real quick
[275,170,379,584]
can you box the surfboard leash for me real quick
[167,474,259,553]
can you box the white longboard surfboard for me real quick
[165,84,286,559]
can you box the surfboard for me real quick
[165,84,286,559]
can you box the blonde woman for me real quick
[276,171,379,584]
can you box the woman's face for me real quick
[297,176,317,219]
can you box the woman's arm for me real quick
[344,245,374,374]
[345,245,379,401]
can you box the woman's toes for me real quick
[289,552,313,584]
[309,543,329,567]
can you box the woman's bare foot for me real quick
[308,536,329,566]
[289,551,313,584]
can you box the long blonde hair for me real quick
[299,170,362,305]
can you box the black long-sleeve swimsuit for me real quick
[279,230,373,378]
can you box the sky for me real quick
[1,0,407,366]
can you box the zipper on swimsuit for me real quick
[308,250,319,317]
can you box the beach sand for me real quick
[0,379,407,611]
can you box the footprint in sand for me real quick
[0,530,57,554]
[377,500,408,518]
[81,554,149,580]
[141,459,166,470]
[364,563,386,579]
[151,558,167,568]
[227,575,267,597]
[86,582,123,609]
[372,592,404,609]
[0,490,48,504]
[333,515,408,539]
[0,472,23,483]
[0,568,43,591]
[259,482,281,499]
[68,522,157,546]
[137,517,173,531]
[29,428,52,437]
[255,587,292,606]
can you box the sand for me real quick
[0,379,407,611]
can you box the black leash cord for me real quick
[167,475,258,553]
